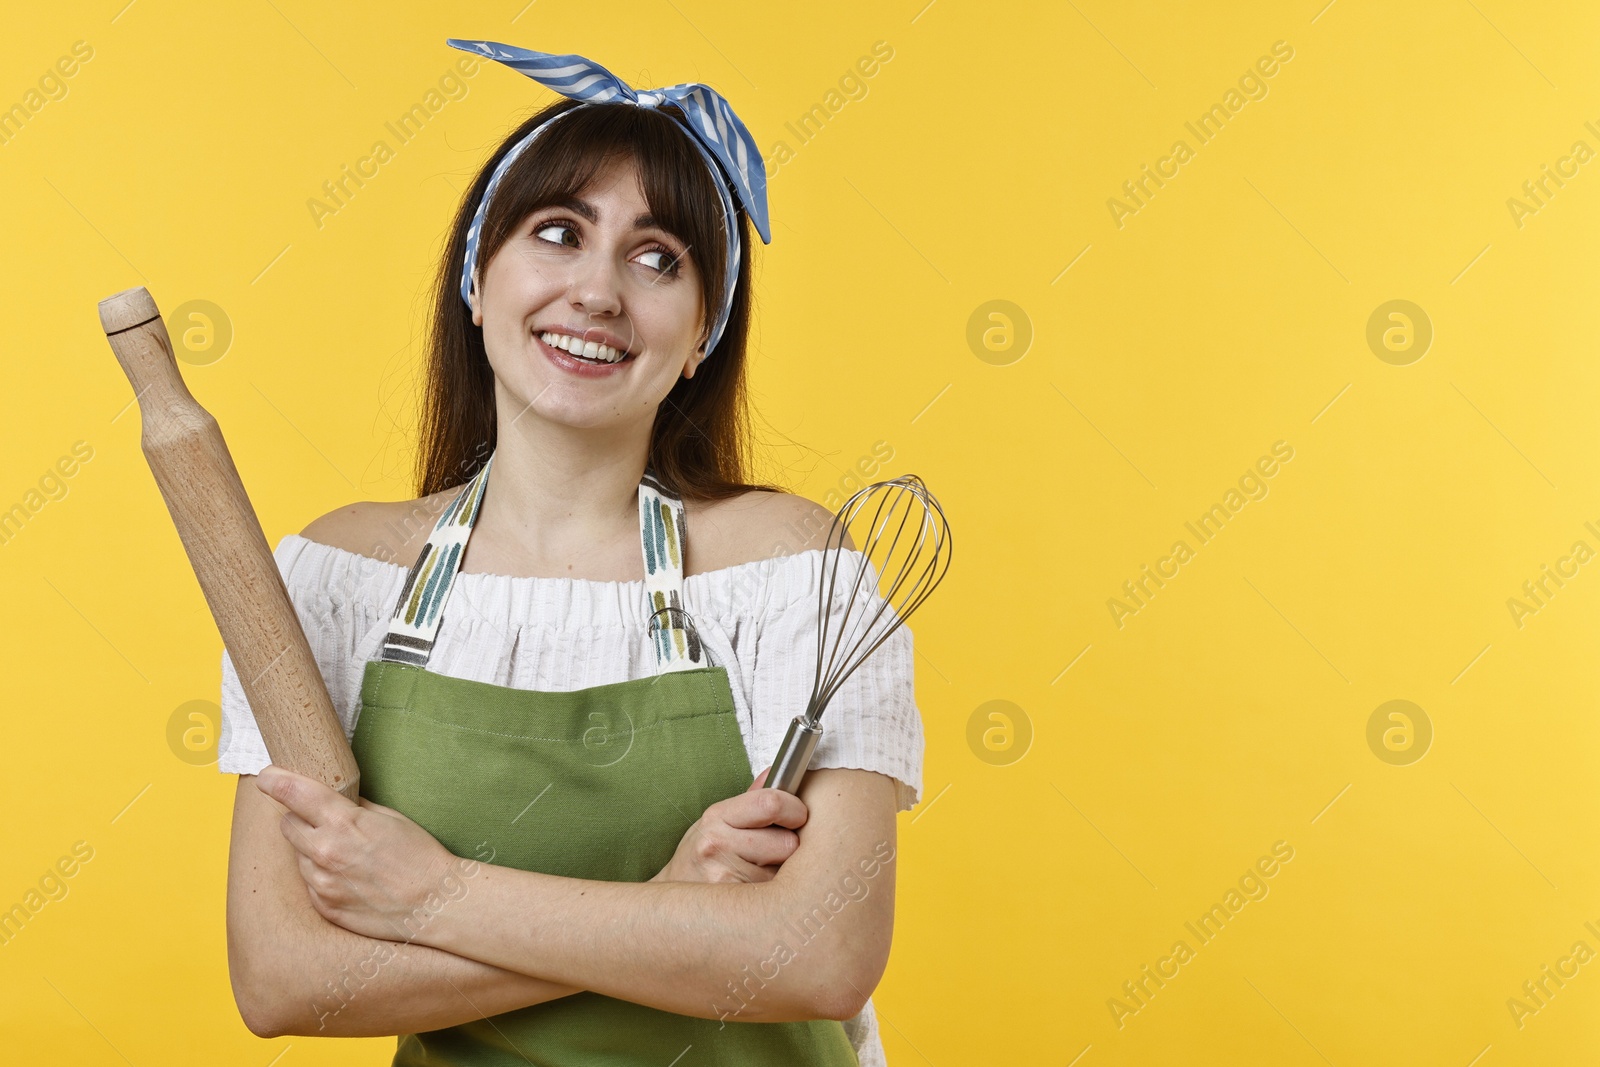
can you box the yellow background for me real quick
[2,0,1597,1062]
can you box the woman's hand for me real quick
[256,764,473,945]
[650,766,810,884]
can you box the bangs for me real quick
[476,100,733,328]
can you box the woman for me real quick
[218,40,923,1065]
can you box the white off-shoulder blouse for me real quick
[217,532,923,1066]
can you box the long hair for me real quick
[415,97,781,501]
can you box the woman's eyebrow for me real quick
[553,196,659,231]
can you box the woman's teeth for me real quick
[540,331,627,364]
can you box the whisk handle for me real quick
[767,715,824,795]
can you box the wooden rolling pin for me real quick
[99,287,360,801]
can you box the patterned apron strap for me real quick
[639,471,707,672]
[380,451,706,673]
[379,453,495,666]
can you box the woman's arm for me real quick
[271,765,899,1025]
[226,772,583,1038]
[436,767,900,1023]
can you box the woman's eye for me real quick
[637,248,680,275]
[534,222,579,248]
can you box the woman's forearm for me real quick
[422,866,851,1024]
[253,892,584,1037]
[229,774,585,1038]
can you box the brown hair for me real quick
[414,98,782,502]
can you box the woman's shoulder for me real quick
[296,490,458,568]
[684,488,852,576]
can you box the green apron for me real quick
[348,451,859,1066]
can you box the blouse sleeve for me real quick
[748,551,924,813]
[216,535,375,775]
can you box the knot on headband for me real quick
[446,39,772,358]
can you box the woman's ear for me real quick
[468,274,483,326]
[683,333,708,378]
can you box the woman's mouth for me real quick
[535,331,634,376]
[538,331,630,364]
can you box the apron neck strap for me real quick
[378,451,706,673]
[638,471,706,672]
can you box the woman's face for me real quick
[470,153,709,434]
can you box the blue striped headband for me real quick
[446,39,772,358]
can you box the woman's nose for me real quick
[567,247,623,318]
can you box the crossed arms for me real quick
[226,764,898,1038]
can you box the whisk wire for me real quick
[811,483,903,714]
[820,484,916,702]
[826,493,948,708]
[823,492,891,681]
[807,475,952,718]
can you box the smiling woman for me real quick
[218,38,921,1067]
[424,87,758,500]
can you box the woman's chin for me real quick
[497,391,633,434]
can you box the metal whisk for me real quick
[766,475,952,795]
